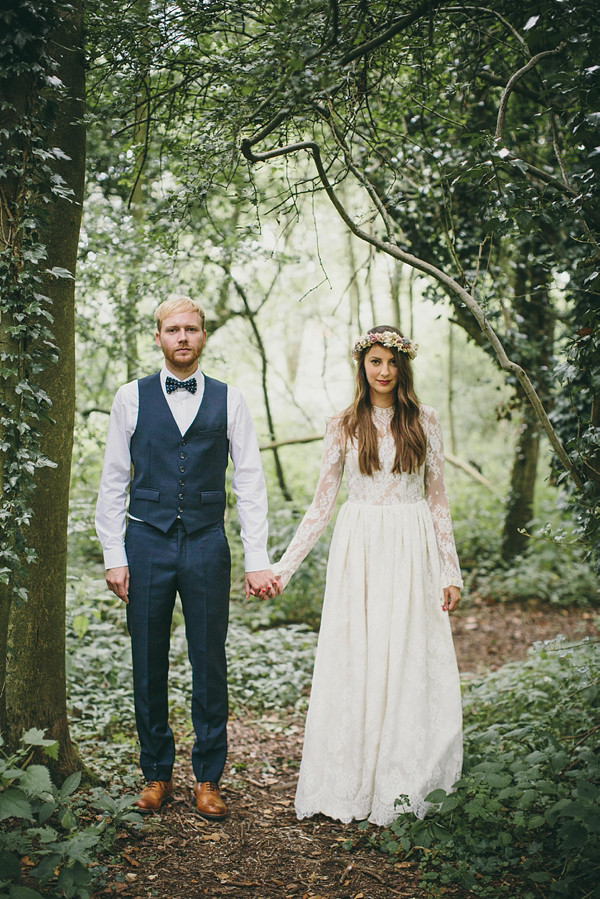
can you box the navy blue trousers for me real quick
[125,518,231,783]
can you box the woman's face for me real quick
[363,344,398,406]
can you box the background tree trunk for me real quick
[501,390,541,560]
[501,254,554,561]
[5,1,85,779]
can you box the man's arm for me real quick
[95,384,137,602]
[228,388,280,599]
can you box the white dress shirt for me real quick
[95,366,271,572]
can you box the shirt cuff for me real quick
[104,545,129,570]
[244,550,271,572]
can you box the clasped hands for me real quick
[245,569,282,600]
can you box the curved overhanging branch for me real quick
[241,137,585,492]
[495,44,566,141]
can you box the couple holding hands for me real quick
[95,297,463,827]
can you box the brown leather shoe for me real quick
[135,779,173,812]
[195,781,227,819]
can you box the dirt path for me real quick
[95,604,598,899]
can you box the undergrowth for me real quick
[0,730,142,899]
[371,638,600,898]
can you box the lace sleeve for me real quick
[272,416,346,588]
[422,406,464,589]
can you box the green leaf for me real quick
[424,789,447,804]
[558,821,588,850]
[0,851,20,882]
[528,871,551,883]
[71,614,89,638]
[60,809,77,831]
[8,885,45,899]
[31,853,61,884]
[38,800,56,825]
[485,772,512,788]
[0,788,33,821]
[440,795,460,814]
[19,765,52,797]
[59,770,81,800]
[21,729,51,748]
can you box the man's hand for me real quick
[106,566,130,604]
[442,585,461,613]
[245,569,282,600]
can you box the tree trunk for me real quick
[501,390,541,560]
[500,254,554,561]
[5,1,85,779]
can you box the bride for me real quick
[272,325,463,826]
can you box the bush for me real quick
[374,638,600,898]
[473,531,600,607]
[0,730,142,899]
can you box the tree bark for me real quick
[5,1,85,779]
[501,390,541,560]
[500,254,554,561]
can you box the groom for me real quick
[95,297,279,818]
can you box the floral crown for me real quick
[351,330,418,361]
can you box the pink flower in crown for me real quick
[351,330,418,361]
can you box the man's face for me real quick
[155,311,207,376]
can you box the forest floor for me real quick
[93,600,598,899]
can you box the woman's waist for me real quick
[344,496,428,509]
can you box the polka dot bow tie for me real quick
[165,376,197,395]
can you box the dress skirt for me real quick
[294,499,463,826]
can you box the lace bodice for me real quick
[272,404,463,589]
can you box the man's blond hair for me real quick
[154,297,205,332]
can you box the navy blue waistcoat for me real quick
[129,373,229,534]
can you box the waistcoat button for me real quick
[180,452,186,459]
[178,493,184,500]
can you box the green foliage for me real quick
[65,576,138,779]
[474,535,600,607]
[0,730,142,899]
[226,619,316,712]
[258,507,331,631]
[373,639,600,898]
[0,0,78,597]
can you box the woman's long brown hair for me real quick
[340,326,427,475]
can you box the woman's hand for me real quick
[442,585,461,613]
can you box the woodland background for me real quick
[0,1,599,897]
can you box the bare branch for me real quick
[495,44,566,141]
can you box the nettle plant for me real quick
[0,729,142,899]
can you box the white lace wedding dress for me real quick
[272,404,463,826]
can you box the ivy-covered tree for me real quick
[0,0,85,774]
